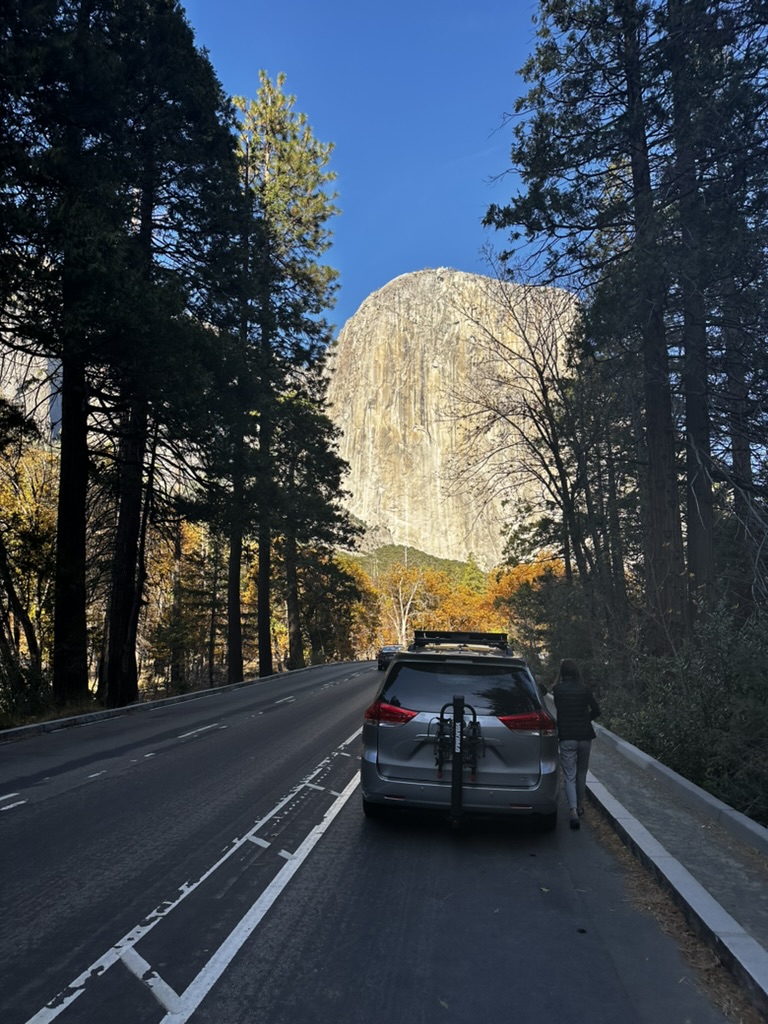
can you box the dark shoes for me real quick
[570,809,581,830]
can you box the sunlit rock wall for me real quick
[325,268,573,569]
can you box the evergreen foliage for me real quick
[480,0,768,819]
[352,545,471,582]
[0,7,349,709]
[202,72,342,682]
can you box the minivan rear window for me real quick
[381,660,539,716]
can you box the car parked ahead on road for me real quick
[376,644,403,670]
[361,630,559,829]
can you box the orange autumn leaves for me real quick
[370,556,562,647]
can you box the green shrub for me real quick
[601,606,768,825]
[0,660,56,729]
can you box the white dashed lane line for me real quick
[177,723,220,740]
[4,721,231,815]
[23,734,362,1024]
[1,792,27,812]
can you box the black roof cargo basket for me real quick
[411,630,509,652]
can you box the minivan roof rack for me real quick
[411,630,509,652]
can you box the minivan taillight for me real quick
[364,701,418,726]
[498,709,556,736]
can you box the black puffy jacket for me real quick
[552,679,601,741]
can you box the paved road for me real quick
[1,665,732,1024]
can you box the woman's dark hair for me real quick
[559,658,580,681]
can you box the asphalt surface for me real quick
[587,725,768,1020]
[4,678,768,1020]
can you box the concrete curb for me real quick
[594,724,768,857]
[588,773,768,1020]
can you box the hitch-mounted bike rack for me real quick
[435,695,482,826]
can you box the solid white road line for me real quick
[23,735,362,1024]
[157,774,360,1023]
[340,727,362,749]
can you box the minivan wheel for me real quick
[362,797,387,819]
[534,810,558,832]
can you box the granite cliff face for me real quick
[325,268,572,568]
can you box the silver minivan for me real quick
[360,631,560,830]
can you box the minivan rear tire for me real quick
[362,796,388,819]
[533,810,558,832]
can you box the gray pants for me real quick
[559,739,592,812]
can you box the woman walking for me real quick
[552,659,601,830]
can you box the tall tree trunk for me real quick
[621,2,687,651]
[52,350,90,704]
[722,276,757,615]
[257,514,273,677]
[226,503,244,683]
[283,527,305,670]
[104,394,147,707]
[226,405,247,684]
[257,402,274,677]
[668,0,714,616]
[604,437,630,636]
[581,441,621,639]
[0,531,42,672]
[127,426,154,685]
[170,516,184,692]
[208,535,222,687]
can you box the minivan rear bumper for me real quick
[360,761,559,816]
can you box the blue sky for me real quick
[180,1,539,333]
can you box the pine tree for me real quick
[2,0,143,703]
[228,72,339,678]
[272,391,359,669]
[97,0,241,708]
[485,0,768,649]
[0,1,241,705]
